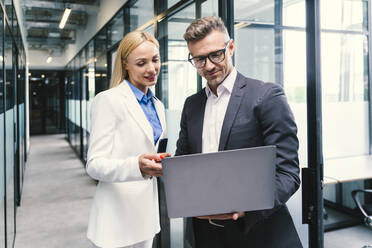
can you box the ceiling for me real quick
[21,0,100,55]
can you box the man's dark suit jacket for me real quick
[175,72,303,248]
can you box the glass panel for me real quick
[167,0,180,9]
[29,72,45,134]
[129,0,154,31]
[81,67,88,161]
[5,22,15,248]
[235,27,275,83]
[29,71,64,135]
[201,0,218,17]
[235,1,308,245]
[321,0,367,31]
[0,8,5,247]
[74,69,81,154]
[157,3,196,248]
[108,9,124,47]
[234,0,274,24]
[70,60,77,148]
[45,72,61,134]
[95,29,108,94]
[283,0,305,27]
[282,30,308,245]
[321,33,368,158]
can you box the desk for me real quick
[324,155,372,184]
[323,155,372,231]
[324,176,338,185]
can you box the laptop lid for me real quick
[162,145,276,218]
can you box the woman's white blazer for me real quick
[86,81,166,247]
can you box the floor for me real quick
[13,134,372,248]
[14,134,96,248]
[325,225,372,248]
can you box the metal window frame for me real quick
[302,1,324,248]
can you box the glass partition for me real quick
[234,0,274,24]
[128,0,154,31]
[5,21,15,248]
[234,0,308,245]
[0,8,5,247]
[94,28,108,94]
[321,0,367,31]
[157,3,197,248]
[321,0,370,215]
[108,9,124,47]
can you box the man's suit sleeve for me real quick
[244,83,301,232]
[175,97,191,156]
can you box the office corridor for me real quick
[14,134,96,248]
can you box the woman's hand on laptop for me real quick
[197,212,245,221]
[139,153,171,178]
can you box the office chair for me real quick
[351,189,372,248]
[352,189,372,228]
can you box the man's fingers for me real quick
[232,213,239,220]
[196,216,210,219]
[197,212,242,220]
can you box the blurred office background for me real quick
[0,0,371,247]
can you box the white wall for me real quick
[64,0,128,64]
[26,0,128,68]
[28,50,67,70]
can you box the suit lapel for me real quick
[152,97,166,145]
[194,90,207,153]
[218,73,247,151]
[117,82,154,144]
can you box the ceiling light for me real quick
[0,56,3,62]
[46,55,53,63]
[59,8,72,29]
[41,74,45,78]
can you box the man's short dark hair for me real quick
[184,16,229,43]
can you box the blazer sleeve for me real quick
[175,97,191,156]
[243,83,301,231]
[86,92,145,183]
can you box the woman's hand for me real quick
[138,153,171,178]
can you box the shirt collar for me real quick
[127,80,154,103]
[205,67,237,97]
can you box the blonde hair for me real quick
[110,31,159,88]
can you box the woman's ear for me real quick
[122,60,127,70]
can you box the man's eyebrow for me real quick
[192,47,224,58]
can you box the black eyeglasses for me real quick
[188,41,230,68]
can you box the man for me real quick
[175,16,302,248]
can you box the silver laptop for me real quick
[161,145,276,218]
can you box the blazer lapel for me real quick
[218,73,247,151]
[193,90,207,153]
[152,97,166,145]
[117,82,154,144]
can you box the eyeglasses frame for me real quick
[187,40,231,68]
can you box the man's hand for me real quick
[197,212,245,221]
[139,153,171,178]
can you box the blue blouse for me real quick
[127,81,162,144]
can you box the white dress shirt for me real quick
[202,68,237,153]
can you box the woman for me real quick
[86,31,170,248]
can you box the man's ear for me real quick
[228,39,235,57]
